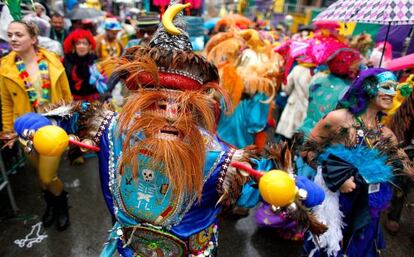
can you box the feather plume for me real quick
[389,90,414,147]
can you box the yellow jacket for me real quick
[0,48,72,132]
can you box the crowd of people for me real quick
[0,1,413,257]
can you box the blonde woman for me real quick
[0,21,72,231]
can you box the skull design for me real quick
[142,169,155,182]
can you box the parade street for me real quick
[1,156,413,257]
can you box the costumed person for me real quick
[96,18,123,61]
[302,68,414,257]
[275,21,348,141]
[205,28,282,150]
[205,28,282,217]
[9,2,326,255]
[252,142,327,241]
[299,48,361,137]
[275,63,315,140]
[63,29,107,165]
[63,29,107,102]
[96,18,123,78]
[296,48,361,179]
[125,12,159,49]
[0,20,72,231]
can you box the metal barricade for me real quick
[0,147,25,214]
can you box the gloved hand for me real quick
[14,113,51,138]
[295,176,325,208]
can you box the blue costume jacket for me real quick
[98,116,240,257]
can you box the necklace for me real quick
[16,51,51,108]
[355,115,383,148]
[103,39,119,57]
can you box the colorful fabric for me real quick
[314,0,414,25]
[0,49,72,132]
[338,68,396,116]
[327,48,361,76]
[63,29,96,54]
[299,74,350,136]
[99,119,234,257]
[15,51,51,108]
[217,93,270,149]
[97,37,123,60]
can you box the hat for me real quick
[63,29,96,54]
[104,18,122,31]
[135,12,159,30]
[338,68,397,115]
[113,0,218,91]
[327,48,361,76]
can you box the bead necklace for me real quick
[16,51,51,108]
[355,115,383,148]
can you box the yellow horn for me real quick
[162,3,191,35]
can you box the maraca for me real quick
[33,125,100,156]
[231,161,297,207]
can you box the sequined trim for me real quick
[216,149,236,194]
[158,67,203,85]
[188,224,218,255]
[93,112,115,145]
[107,116,118,215]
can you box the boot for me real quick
[42,190,56,227]
[55,191,70,231]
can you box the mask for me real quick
[377,82,397,96]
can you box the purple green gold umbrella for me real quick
[314,0,414,66]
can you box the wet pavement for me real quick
[0,155,413,257]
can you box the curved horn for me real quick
[162,3,191,35]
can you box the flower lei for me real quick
[16,51,51,108]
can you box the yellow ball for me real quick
[33,125,69,156]
[259,170,297,207]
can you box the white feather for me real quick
[309,167,344,256]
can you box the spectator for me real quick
[49,12,68,45]
[125,12,159,49]
[63,29,107,103]
[0,20,72,231]
[95,18,123,61]
[95,18,123,77]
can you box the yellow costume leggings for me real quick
[25,150,64,196]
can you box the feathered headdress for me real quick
[110,0,219,92]
[338,68,397,115]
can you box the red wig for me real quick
[63,29,96,54]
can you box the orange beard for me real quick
[118,88,220,199]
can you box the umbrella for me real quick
[386,53,414,70]
[65,7,104,20]
[314,0,414,66]
[314,0,414,25]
